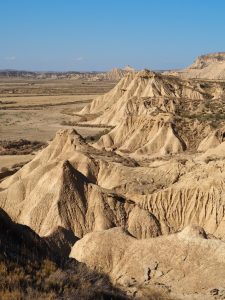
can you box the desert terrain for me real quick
[1,53,225,299]
[0,78,116,172]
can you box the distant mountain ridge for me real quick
[0,66,135,81]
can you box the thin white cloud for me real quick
[73,56,84,62]
[5,56,16,61]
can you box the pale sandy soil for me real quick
[0,99,100,141]
[0,79,115,169]
[0,94,93,107]
[0,154,34,168]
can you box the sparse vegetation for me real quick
[0,209,128,300]
[182,112,225,122]
[0,100,17,105]
[0,139,47,155]
[61,120,113,129]
[0,100,92,111]
[86,129,112,142]
[0,256,129,300]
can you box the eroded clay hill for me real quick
[101,66,135,81]
[80,70,204,118]
[79,70,225,157]
[168,52,225,80]
[0,129,162,240]
[1,68,225,298]
[2,127,225,244]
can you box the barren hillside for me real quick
[1,69,225,299]
[167,52,225,80]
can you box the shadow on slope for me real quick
[0,208,129,299]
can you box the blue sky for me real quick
[0,0,225,71]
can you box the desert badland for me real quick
[1,52,225,299]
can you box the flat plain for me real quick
[0,78,115,168]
